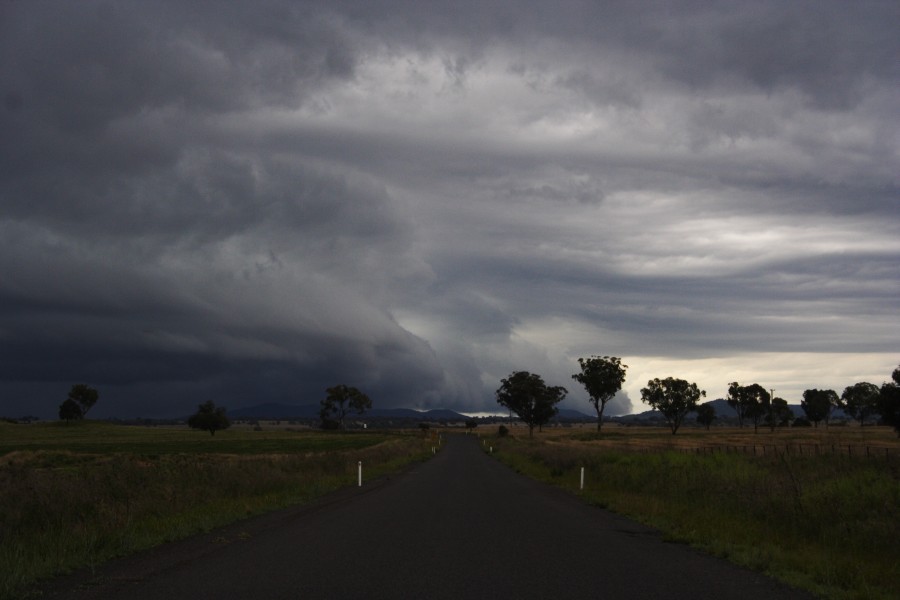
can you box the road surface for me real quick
[44,434,815,599]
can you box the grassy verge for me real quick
[489,432,900,600]
[0,422,433,599]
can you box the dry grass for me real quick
[498,422,900,454]
[488,425,900,600]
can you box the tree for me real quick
[743,384,770,433]
[764,397,793,431]
[320,384,372,430]
[876,365,900,437]
[58,384,99,422]
[726,382,768,429]
[839,382,880,426]
[58,398,83,423]
[571,355,627,433]
[695,402,716,430]
[465,418,478,431]
[188,400,230,436]
[640,377,705,434]
[495,371,567,438]
[801,389,838,428]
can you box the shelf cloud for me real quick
[2,1,898,418]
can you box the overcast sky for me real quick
[2,1,898,419]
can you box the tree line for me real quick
[496,358,900,436]
[56,361,900,438]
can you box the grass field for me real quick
[487,424,900,600]
[0,421,435,599]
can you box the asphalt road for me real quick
[44,434,816,599]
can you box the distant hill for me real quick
[227,399,839,424]
[556,408,594,420]
[228,402,596,421]
[226,403,320,419]
[227,403,473,422]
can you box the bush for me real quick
[498,425,509,437]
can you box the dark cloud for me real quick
[1,1,897,419]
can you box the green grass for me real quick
[0,420,389,456]
[0,421,434,600]
[489,434,900,600]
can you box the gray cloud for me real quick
[1,1,898,419]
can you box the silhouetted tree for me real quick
[744,384,770,433]
[876,365,900,436]
[495,371,567,438]
[727,382,768,429]
[839,382,880,426]
[571,355,627,433]
[764,397,793,431]
[320,384,372,430]
[58,398,83,423]
[695,403,716,430]
[801,389,838,428]
[465,419,478,431]
[640,377,705,434]
[188,400,231,436]
[58,384,98,422]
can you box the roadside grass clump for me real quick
[489,432,900,600]
[0,422,432,599]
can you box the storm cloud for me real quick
[2,1,898,418]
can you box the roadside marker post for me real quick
[580,467,585,491]
[358,461,362,487]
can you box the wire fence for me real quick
[673,443,900,460]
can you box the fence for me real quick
[674,443,899,460]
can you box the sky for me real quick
[1,0,898,420]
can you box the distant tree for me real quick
[495,371,567,438]
[801,389,838,428]
[188,400,231,436]
[742,384,770,433]
[640,377,706,434]
[419,422,431,434]
[58,398,83,423]
[319,384,372,430]
[498,425,509,437]
[726,382,768,429]
[839,382,880,426]
[57,384,99,423]
[764,397,793,431]
[876,365,900,436]
[695,403,716,430]
[465,418,478,431]
[571,355,627,433]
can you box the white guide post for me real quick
[358,461,362,487]
[580,467,585,490]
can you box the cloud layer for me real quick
[2,1,898,418]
